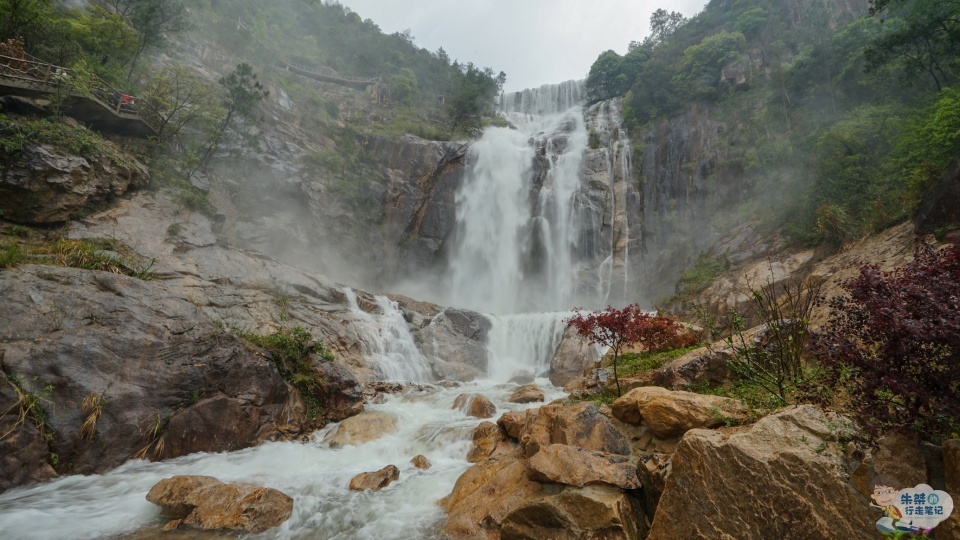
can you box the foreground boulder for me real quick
[467,421,511,463]
[443,401,646,539]
[453,393,496,419]
[647,405,876,539]
[527,444,641,490]
[349,465,400,491]
[612,386,749,439]
[146,475,293,533]
[411,455,431,469]
[323,411,397,448]
[520,402,631,456]
[652,346,732,390]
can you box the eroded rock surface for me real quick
[508,385,545,404]
[146,475,293,533]
[453,393,497,419]
[323,411,397,448]
[0,266,302,485]
[647,406,875,540]
[349,465,400,491]
[0,143,147,223]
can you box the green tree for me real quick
[391,68,419,105]
[866,0,960,90]
[0,0,52,45]
[586,50,626,102]
[195,63,268,172]
[447,63,505,130]
[125,0,190,80]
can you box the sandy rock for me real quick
[410,455,431,469]
[637,452,672,516]
[442,453,542,538]
[647,405,876,539]
[527,444,641,490]
[498,410,529,440]
[520,402,631,457]
[453,393,496,419]
[611,386,749,439]
[146,475,293,533]
[324,411,397,448]
[508,385,544,404]
[467,421,511,463]
[549,327,599,387]
[349,465,400,491]
[500,484,647,540]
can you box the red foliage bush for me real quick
[567,305,694,395]
[814,244,960,441]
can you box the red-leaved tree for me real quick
[567,305,693,396]
[814,243,960,441]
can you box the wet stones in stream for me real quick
[146,475,293,534]
[453,393,497,418]
[508,384,545,403]
[349,465,400,492]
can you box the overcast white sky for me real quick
[337,0,708,92]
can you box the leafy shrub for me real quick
[814,244,960,442]
[676,251,730,296]
[700,276,824,406]
[0,241,24,268]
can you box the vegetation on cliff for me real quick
[586,0,960,247]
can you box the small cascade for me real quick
[484,312,573,381]
[344,288,434,383]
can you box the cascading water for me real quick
[344,288,434,384]
[448,80,590,314]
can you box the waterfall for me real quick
[344,288,435,383]
[447,86,589,314]
[483,312,573,381]
[498,79,585,117]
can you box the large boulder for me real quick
[520,402,631,456]
[453,393,497,419]
[0,266,301,488]
[652,346,732,390]
[442,453,542,538]
[549,327,599,387]
[647,405,876,539]
[527,444,641,490]
[313,361,363,422]
[499,485,646,540]
[0,142,147,224]
[611,386,749,439]
[498,410,528,440]
[349,465,400,491]
[413,309,490,381]
[467,421,512,463]
[323,411,396,448]
[146,475,293,533]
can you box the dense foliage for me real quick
[814,245,960,442]
[567,305,695,396]
[586,0,960,247]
